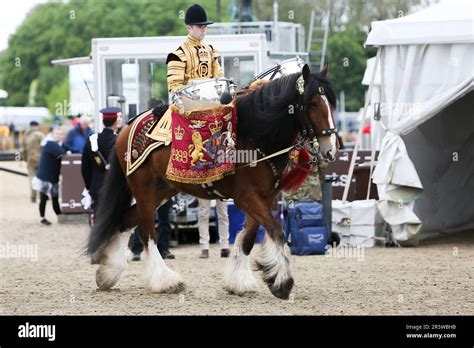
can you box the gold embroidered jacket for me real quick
[166,35,224,93]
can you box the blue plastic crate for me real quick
[215,203,265,244]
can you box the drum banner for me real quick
[165,103,237,184]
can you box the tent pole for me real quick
[342,47,381,202]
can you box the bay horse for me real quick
[87,64,338,299]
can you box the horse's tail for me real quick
[86,151,132,255]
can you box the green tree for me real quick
[45,76,69,115]
[326,26,376,111]
[251,0,431,111]
[0,0,432,109]
[0,0,231,107]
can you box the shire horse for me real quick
[87,64,338,299]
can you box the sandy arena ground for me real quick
[1,161,473,315]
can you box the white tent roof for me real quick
[361,0,474,245]
[366,0,474,46]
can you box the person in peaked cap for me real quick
[166,3,224,93]
[81,107,121,232]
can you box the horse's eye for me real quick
[310,102,317,107]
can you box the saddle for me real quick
[126,108,172,176]
[146,107,172,143]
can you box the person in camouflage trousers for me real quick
[21,121,44,202]
[283,141,329,202]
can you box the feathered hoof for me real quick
[267,277,294,300]
[96,264,126,291]
[146,281,186,294]
[255,260,294,300]
[223,275,259,296]
[224,285,258,297]
[145,270,186,294]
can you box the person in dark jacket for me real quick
[64,116,93,153]
[81,107,120,216]
[32,127,67,225]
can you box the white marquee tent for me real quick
[363,0,474,245]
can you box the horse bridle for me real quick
[295,74,338,139]
[293,74,338,162]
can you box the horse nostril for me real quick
[326,150,336,162]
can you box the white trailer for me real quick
[55,34,274,130]
[92,34,269,127]
[53,21,308,131]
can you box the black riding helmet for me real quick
[185,4,214,25]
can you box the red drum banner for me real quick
[165,104,237,184]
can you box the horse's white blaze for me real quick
[321,94,337,155]
[96,230,131,290]
[144,239,184,293]
[258,236,292,289]
[224,232,259,295]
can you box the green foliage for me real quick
[151,64,169,102]
[45,76,69,115]
[0,0,231,107]
[251,0,424,111]
[36,66,68,107]
[0,0,429,110]
[326,26,372,111]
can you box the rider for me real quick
[166,4,230,259]
[166,3,224,94]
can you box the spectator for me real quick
[21,121,44,202]
[32,127,67,225]
[64,116,93,153]
[198,199,230,258]
[72,114,81,127]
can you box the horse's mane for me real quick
[236,71,336,167]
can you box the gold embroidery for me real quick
[188,131,209,167]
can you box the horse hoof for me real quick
[146,281,186,294]
[164,281,186,294]
[254,259,294,299]
[224,287,257,297]
[96,273,109,290]
[223,280,258,296]
[145,270,186,294]
[96,266,123,291]
[268,277,294,300]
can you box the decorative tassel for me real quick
[279,148,312,192]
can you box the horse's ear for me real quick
[320,63,329,77]
[302,64,311,83]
